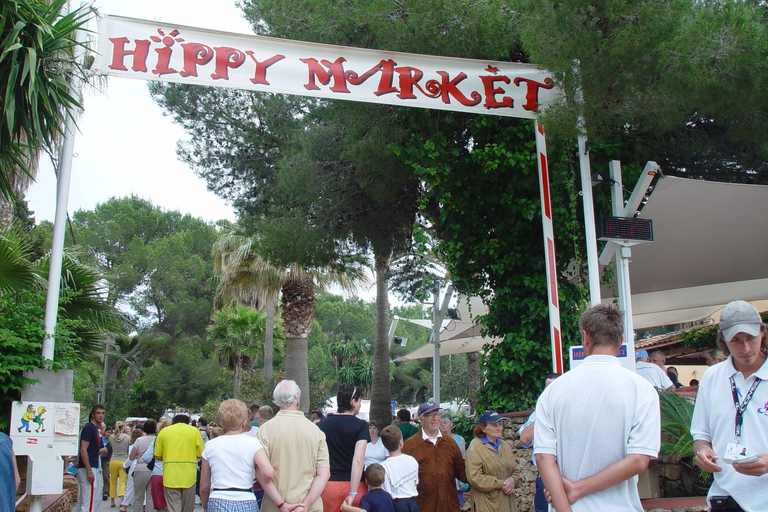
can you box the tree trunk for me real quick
[280,277,315,414]
[370,255,392,428]
[124,346,158,387]
[263,292,276,398]
[0,142,38,227]
[233,360,242,399]
[284,336,309,411]
[466,351,481,414]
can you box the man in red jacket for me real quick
[402,402,466,512]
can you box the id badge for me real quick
[724,442,748,459]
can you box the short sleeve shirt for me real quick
[690,357,768,511]
[154,422,204,488]
[534,355,660,512]
[77,422,101,469]
[359,488,395,512]
[318,414,370,481]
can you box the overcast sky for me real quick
[27,0,254,223]
[25,0,422,305]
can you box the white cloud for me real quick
[27,0,254,223]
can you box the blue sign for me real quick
[570,344,628,361]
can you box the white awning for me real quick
[394,296,503,362]
[601,176,768,329]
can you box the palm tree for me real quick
[212,224,368,412]
[213,225,284,393]
[370,253,392,428]
[207,305,282,399]
[0,228,127,399]
[0,0,92,222]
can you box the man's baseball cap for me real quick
[720,300,763,343]
[635,350,649,360]
[417,401,440,417]
[478,411,506,423]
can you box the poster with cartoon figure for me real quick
[11,401,80,457]
[33,405,47,432]
[18,403,36,433]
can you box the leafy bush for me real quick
[658,389,695,461]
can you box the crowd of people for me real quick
[64,300,766,512]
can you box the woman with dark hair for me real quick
[666,367,684,389]
[129,420,157,512]
[465,411,517,512]
[364,421,387,469]
[318,384,370,512]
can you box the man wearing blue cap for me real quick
[402,401,466,512]
[635,350,674,390]
[534,304,660,512]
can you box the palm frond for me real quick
[0,0,93,199]
[0,227,42,294]
[35,248,128,333]
[658,389,695,460]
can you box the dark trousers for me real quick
[534,474,548,512]
[393,496,420,512]
[710,496,744,512]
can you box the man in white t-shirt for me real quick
[691,300,768,512]
[534,303,660,512]
[635,350,674,390]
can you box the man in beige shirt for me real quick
[257,380,330,512]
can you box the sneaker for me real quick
[102,494,108,501]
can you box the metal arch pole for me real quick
[608,161,636,367]
[42,10,88,364]
[432,285,441,405]
[573,61,601,306]
[578,130,601,306]
[534,121,564,374]
[431,282,454,404]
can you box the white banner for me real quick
[96,16,559,119]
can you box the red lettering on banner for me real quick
[246,53,286,85]
[153,46,176,75]
[434,71,481,106]
[513,77,555,112]
[108,37,151,72]
[211,47,246,80]
[102,25,555,116]
[150,29,183,76]
[179,43,214,77]
[394,67,427,100]
[346,59,399,96]
[301,57,350,92]
[481,75,513,109]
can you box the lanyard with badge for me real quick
[723,375,761,463]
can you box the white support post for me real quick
[534,121,564,374]
[618,245,635,365]
[431,282,453,405]
[607,161,636,367]
[42,17,88,364]
[572,63,602,307]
